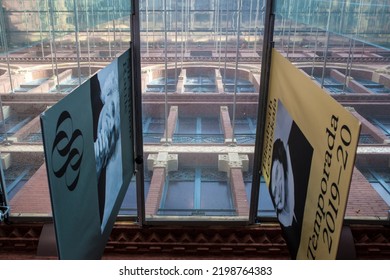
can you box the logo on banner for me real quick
[51,111,84,191]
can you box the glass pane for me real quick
[162,181,195,213]
[275,0,390,49]
[141,0,263,222]
[201,182,233,215]
[0,0,132,218]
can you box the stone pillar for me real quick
[348,79,372,93]
[1,153,11,170]
[161,106,178,143]
[330,69,371,93]
[146,152,178,216]
[8,115,41,143]
[220,106,234,144]
[215,69,224,93]
[145,167,166,216]
[177,69,186,93]
[230,168,249,216]
[347,107,389,144]
[218,153,249,217]
[0,106,11,121]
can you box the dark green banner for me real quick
[41,48,134,259]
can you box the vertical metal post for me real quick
[231,0,242,142]
[118,1,123,51]
[146,0,149,55]
[37,0,45,58]
[320,1,333,89]
[164,0,169,144]
[346,0,363,80]
[217,0,222,68]
[249,0,275,224]
[252,0,260,53]
[180,0,184,71]
[85,0,92,76]
[310,27,319,78]
[185,0,189,53]
[248,0,253,44]
[338,0,346,34]
[343,38,353,94]
[223,0,230,80]
[0,1,14,93]
[292,1,298,56]
[0,94,9,144]
[175,0,178,84]
[46,0,55,84]
[91,0,96,47]
[131,0,145,226]
[48,0,60,90]
[320,31,331,89]
[0,0,10,142]
[112,0,116,44]
[286,21,292,58]
[106,0,112,57]
[73,0,82,85]
[347,39,356,79]
[214,0,219,52]
[286,0,292,58]
[152,0,155,45]
[21,0,29,39]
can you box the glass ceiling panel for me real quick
[275,0,390,50]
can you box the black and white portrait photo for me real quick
[270,100,313,259]
[90,60,123,233]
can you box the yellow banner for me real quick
[262,50,361,259]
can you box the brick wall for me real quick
[351,110,388,144]
[145,167,166,216]
[220,106,233,140]
[230,168,249,217]
[345,168,389,218]
[379,75,390,88]
[164,106,178,140]
[9,164,52,215]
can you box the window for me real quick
[140,0,263,222]
[143,118,165,144]
[244,173,276,218]
[370,117,390,137]
[359,168,390,206]
[158,168,234,216]
[120,171,151,216]
[173,117,224,144]
[234,117,257,144]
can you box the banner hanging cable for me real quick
[249,0,275,224]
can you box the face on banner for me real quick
[269,100,313,258]
[90,60,124,233]
[41,49,134,259]
[262,50,361,260]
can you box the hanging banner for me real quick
[262,50,361,259]
[41,48,134,259]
